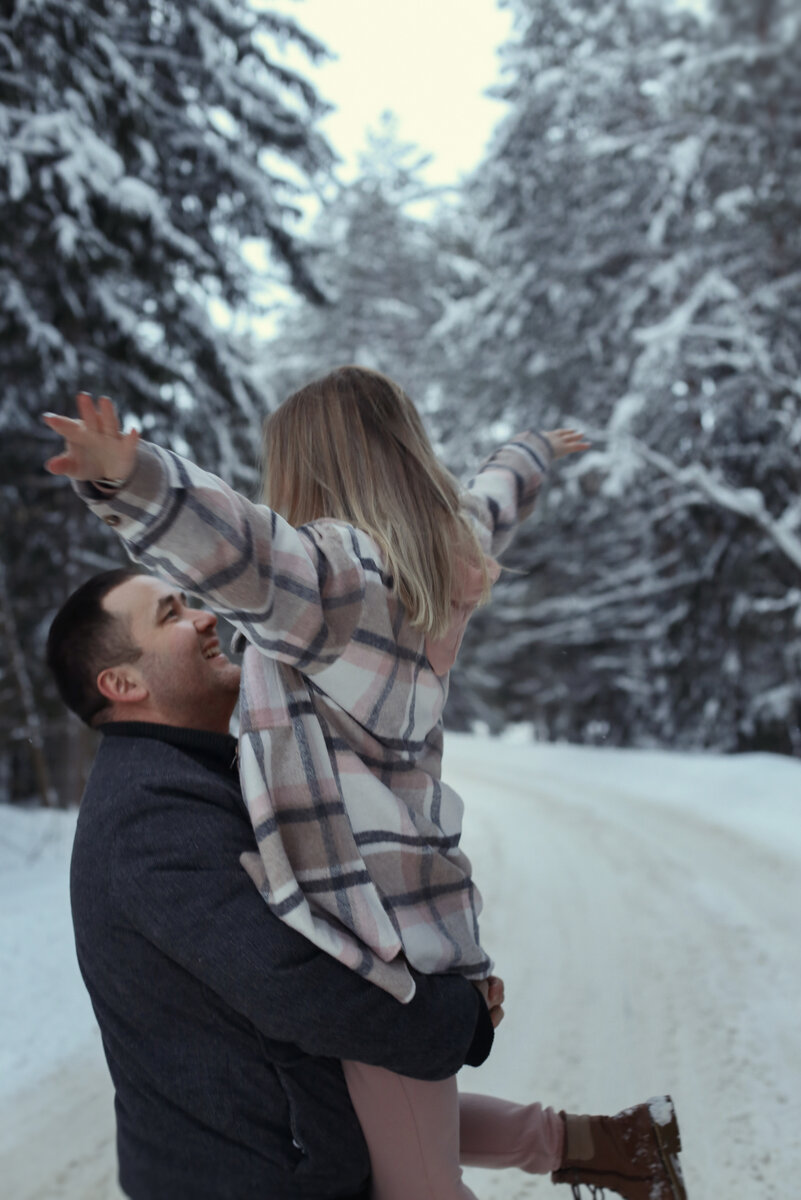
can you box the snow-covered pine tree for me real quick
[250,112,473,418]
[443,0,801,754]
[613,0,801,754]
[0,0,332,801]
[438,0,699,740]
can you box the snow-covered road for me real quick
[453,739,801,1199]
[1,737,799,1199]
[0,1046,120,1200]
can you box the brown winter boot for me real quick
[551,1095,687,1200]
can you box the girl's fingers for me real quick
[544,428,591,459]
[44,396,128,444]
[545,428,590,443]
[44,453,77,475]
[75,391,93,423]
[76,391,103,433]
[42,412,88,439]
[98,394,121,437]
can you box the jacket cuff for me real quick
[72,442,172,535]
[464,994,495,1067]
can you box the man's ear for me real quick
[96,665,148,707]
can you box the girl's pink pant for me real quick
[343,1061,564,1200]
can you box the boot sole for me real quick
[650,1096,687,1200]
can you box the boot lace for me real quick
[570,1187,606,1199]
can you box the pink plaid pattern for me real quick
[79,431,552,1000]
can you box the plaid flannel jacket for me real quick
[78,431,552,1001]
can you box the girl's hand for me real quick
[43,392,139,483]
[542,428,591,460]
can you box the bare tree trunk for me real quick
[0,557,58,807]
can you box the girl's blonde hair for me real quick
[262,366,492,639]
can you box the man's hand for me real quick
[542,428,591,460]
[43,392,138,483]
[486,975,505,1028]
[474,975,505,1029]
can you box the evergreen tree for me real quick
[252,111,470,415]
[618,0,801,753]
[444,0,801,753]
[1,0,332,801]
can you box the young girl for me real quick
[44,368,686,1200]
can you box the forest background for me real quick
[2,0,799,807]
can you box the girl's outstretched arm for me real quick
[43,394,367,673]
[464,427,590,559]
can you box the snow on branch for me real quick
[199,0,254,40]
[3,278,77,370]
[752,271,801,306]
[647,134,706,249]
[633,268,740,351]
[731,589,801,626]
[676,41,786,74]
[108,179,214,271]
[629,437,801,572]
[503,565,706,628]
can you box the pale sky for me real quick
[266,0,515,185]
[237,0,708,328]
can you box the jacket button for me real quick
[103,515,121,527]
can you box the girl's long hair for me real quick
[261,366,492,639]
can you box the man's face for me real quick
[102,575,241,730]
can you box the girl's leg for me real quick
[343,1061,565,1198]
[342,1060,477,1200]
[459,1092,564,1173]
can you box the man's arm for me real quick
[114,782,492,1079]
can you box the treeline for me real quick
[255,0,801,756]
[1,0,332,802]
[2,0,799,804]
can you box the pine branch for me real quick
[629,437,801,572]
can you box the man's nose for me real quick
[194,608,218,632]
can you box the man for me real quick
[47,568,496,1200]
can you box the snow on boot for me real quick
[551,1095,687,1200]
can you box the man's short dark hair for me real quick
[47,568,145,727]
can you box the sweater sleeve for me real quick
[111,775,492,1078]
[74,442,366,672]
[463,431,553,558]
